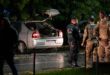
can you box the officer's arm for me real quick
[94,21,99,39]
[11,28,19,49]
[75,28,80,42]
[108,22,110,45]
[81,26,88,46]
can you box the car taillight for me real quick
[59,30,63,37]
[32,31,40,39]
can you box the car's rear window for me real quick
[38,22,57,37]
[25,22,57,37]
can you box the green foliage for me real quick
[1,0,110,28]
[1,0,109,21]
[0,0,10,7]
[18,0,30,11]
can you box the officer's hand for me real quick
[81,43,86,47]
[109,41,110,45]
[81,43,84,47]
[108,41,110,49]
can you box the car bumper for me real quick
[33,37,63,49]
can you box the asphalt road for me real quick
[4,51,85,74]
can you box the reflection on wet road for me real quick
[4,52,85,74]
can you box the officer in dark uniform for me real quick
[67,16,80,67]
[0,16,18,75]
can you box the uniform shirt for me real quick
[95,19,110,40]
[82,22,97,45]
[67,24,80,43]
[86,23,96,40]
[0,26,18,55]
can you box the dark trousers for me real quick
[0,54,18,75]
[68,41,79,65]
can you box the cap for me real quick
[108,14,110,17]
[71,16,77,19]
[90,15,95,19]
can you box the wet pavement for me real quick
[4,51,85,74]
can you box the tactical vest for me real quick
[98,20,110,40]
[86,24,96,40]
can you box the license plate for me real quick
[36,39,45,45]
[46,40,56,45]
[37,42,45,45]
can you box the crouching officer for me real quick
[81,16,98,68]
[67,16,80,67]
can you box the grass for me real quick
[21,67,110,75]
[37,68,88,75]
[37,68,85,75]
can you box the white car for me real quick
[14,21,63,53]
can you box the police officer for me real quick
[81,16,98,68]
[0,17,18,75]
[95,11,110,63]
[67,16,80,67]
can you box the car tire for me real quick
[18,40,27,54]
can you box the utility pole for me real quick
[33,51,36,75]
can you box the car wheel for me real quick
[18,40,27,54]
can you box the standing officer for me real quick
[95,11,110,63]
[67,16,80,67]
[81,16,98,68]
[0,16,18,75]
